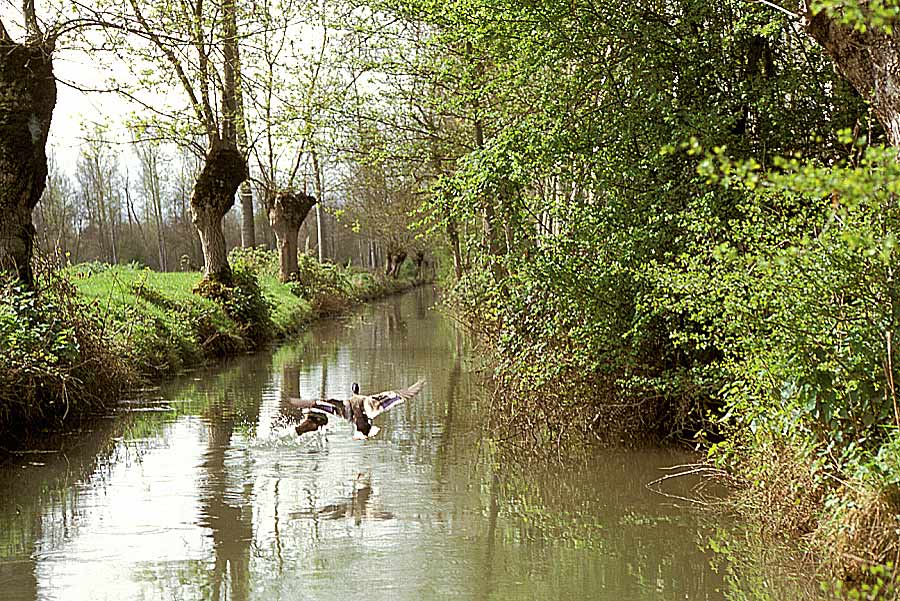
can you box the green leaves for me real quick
[811,0,900,35]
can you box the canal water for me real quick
[0,287,803,600]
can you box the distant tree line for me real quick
[33,137,396,273]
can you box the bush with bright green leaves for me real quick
[639,144,900,577]
[227,246,281,279]
[288,253,352,300]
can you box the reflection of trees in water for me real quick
[198,402,253,601]
[269,361,303,432]
[414,286,430,320]
[269,355,334,434]
[0,414,144,601]
[386,297,408,341]
[433,339,462,495]
[476,473,501,601]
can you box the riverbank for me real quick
[0,248,425,445]
[443,273,900,597]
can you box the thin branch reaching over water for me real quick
[645,464,733,507]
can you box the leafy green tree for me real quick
[341,0,871,444]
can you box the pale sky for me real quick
[49,52,137,171]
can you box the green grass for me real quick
[65,254,421,378]
[69,265,241,374]
[257,272,312,334]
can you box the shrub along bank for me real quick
[443,149,900,590]
[0,248,422,443]
[399,0,899,588]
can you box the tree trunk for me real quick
[447,219,462,279]
[239,182,255,248]
[413,249,425,280]
[144,148,168,270]
[803,4,900,146]
[312,149,325,262]
[109,196,119,264]
[191,142,247,282]
[229,0,255,250]
[154,197,167,271]
[266,190,316,282]
[474,116,505,279]
[274,219,299,283]
[386,250,407,278]
[0,37,56,286]
[395,251,407,277]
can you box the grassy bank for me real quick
[0,248,423,443]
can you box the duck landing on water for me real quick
[289,379,426,440]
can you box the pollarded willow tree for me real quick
[241,0,350,264]
[340,131,424,278]
[136,0,246,282]
[268,190,316,282]
[76,0,249,282]
[0,2,56,287]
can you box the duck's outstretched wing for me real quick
[288,398,348,420]
[363,379,426,419]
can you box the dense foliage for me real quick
[334,0,900,579]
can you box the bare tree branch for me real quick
[189,0,218,141]
[221,0,239,143]
[753,0,800,20]
[127,0,215,143]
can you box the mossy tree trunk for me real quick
[267,191,316,282]
[803,3,900,146]
[186,0,248,284]
[0,31,56,287]
[191,142,247,283]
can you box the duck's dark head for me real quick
[351,382,360,395]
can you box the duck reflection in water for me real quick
[291,474,393,525]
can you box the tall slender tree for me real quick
[136,140,168,270]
